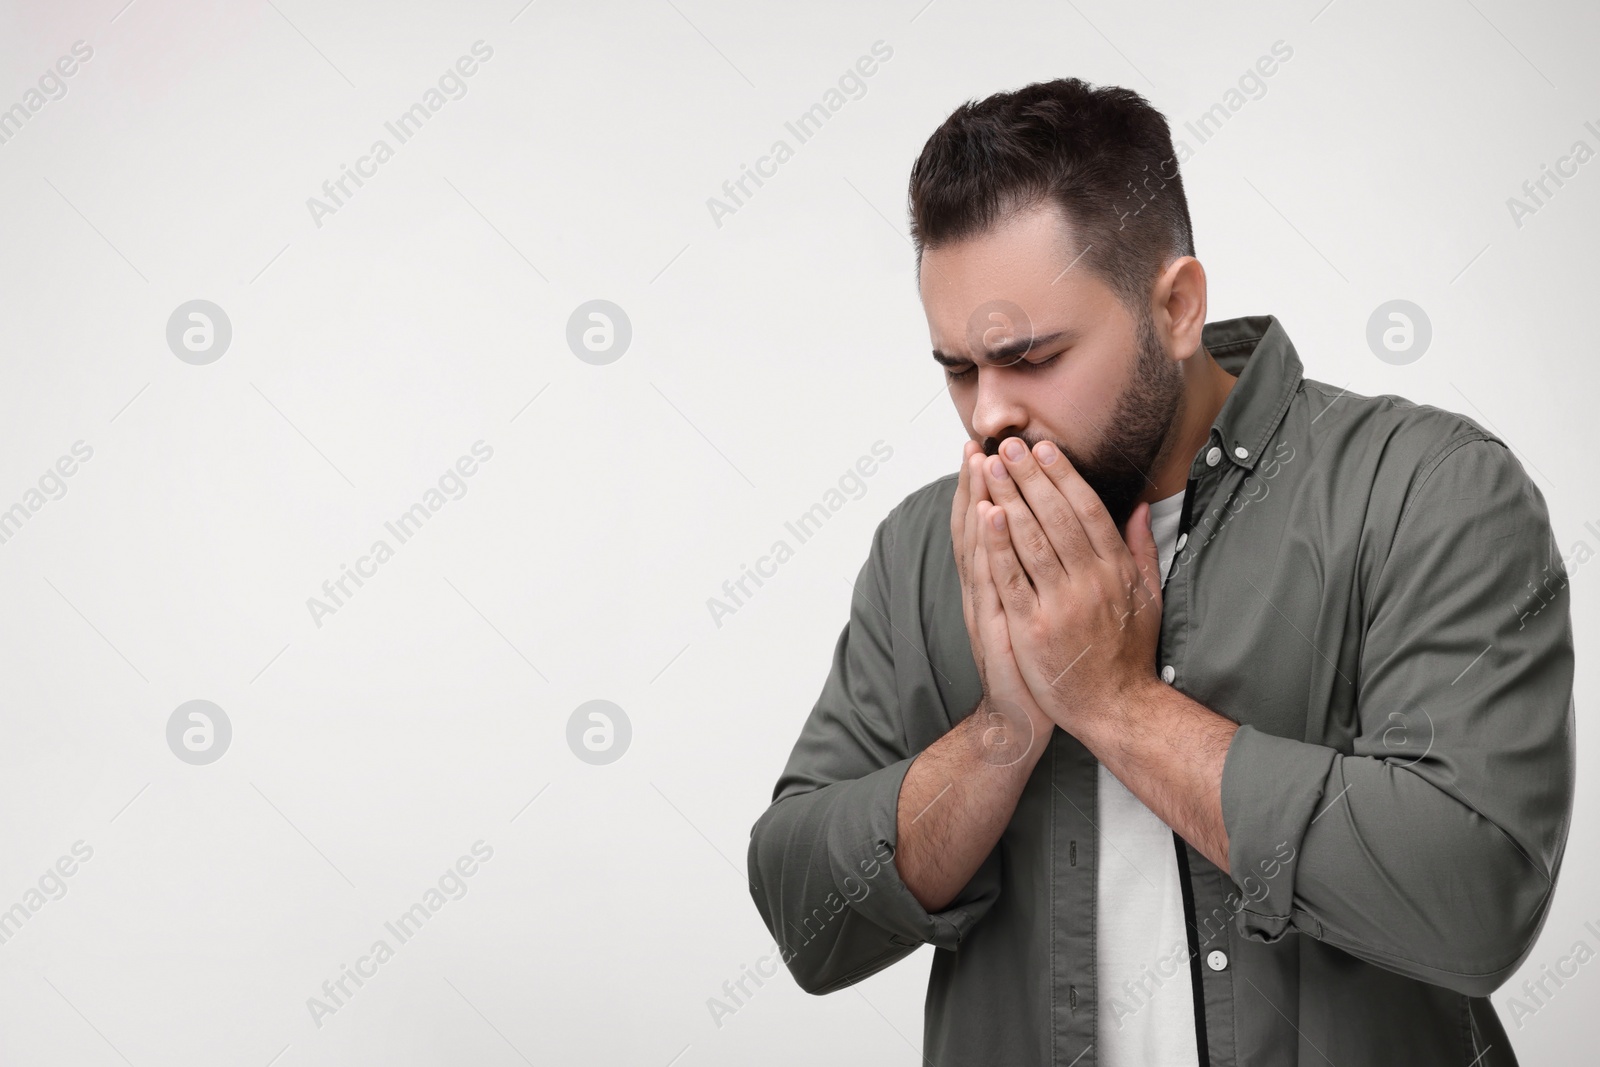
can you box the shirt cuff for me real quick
[1220,723,1338,942]
[826,754,1002,951]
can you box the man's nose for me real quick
[970,373,1029,449]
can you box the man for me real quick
[745,77,1575,1066]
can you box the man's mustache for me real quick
[981,435,1059,460]
[982,435,1029,458]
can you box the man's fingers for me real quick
[972,538,1025,694]
[971,532,1006,640]
[1029,439,1128,561]
[978,499,1037,620]
[955,444,985,590]
[956,444,991,660]
[963,451,990,576]
[981,451,1066,588]
[993,437,1096,569]
[1120,500,1164,611]
[952,440,976,555]
[969,450,993,504]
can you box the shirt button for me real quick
[1204,446,1222,467]
[1175,532,1188,551]
[1161,664,1176,684]
[1207,950,1229,971]
[1234,445,1249,460]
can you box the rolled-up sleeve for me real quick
[747,509,1003,995]
[1220,435,1576,997]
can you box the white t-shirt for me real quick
[1096,488,1198,1066]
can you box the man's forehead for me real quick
[927,277,1097,360]
[920,234,1106,359]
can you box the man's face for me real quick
[919,202,1186,531]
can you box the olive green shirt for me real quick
[746,314,1575,1066]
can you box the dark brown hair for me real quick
[908,77,1194,318]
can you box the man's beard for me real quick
[985,309,1185,532]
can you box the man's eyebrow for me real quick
[932,329,1075,367]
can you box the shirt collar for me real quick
[1192,314,1303,475]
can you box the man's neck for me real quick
[1142,347,1239,505]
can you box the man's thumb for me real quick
[1123,501,1161,592]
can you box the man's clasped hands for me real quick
[951,436,1167,763]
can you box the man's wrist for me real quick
[1072,672,1236,773]
[1071,672,1167,756]
[966,695,1051,777]
[1072,674,1238,871]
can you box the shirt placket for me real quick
[1052,726,1102,1065]
[1161,430,1249,1067]
[1048,434,1232,1067]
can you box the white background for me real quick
[0,1,1594,1064]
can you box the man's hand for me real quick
[974,436,1164,737]
[886,442,1064,916]
[951,440,1055,766]
[971,435,1238,873]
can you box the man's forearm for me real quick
[1078,678,1239,873]
[896,699,1048,913]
